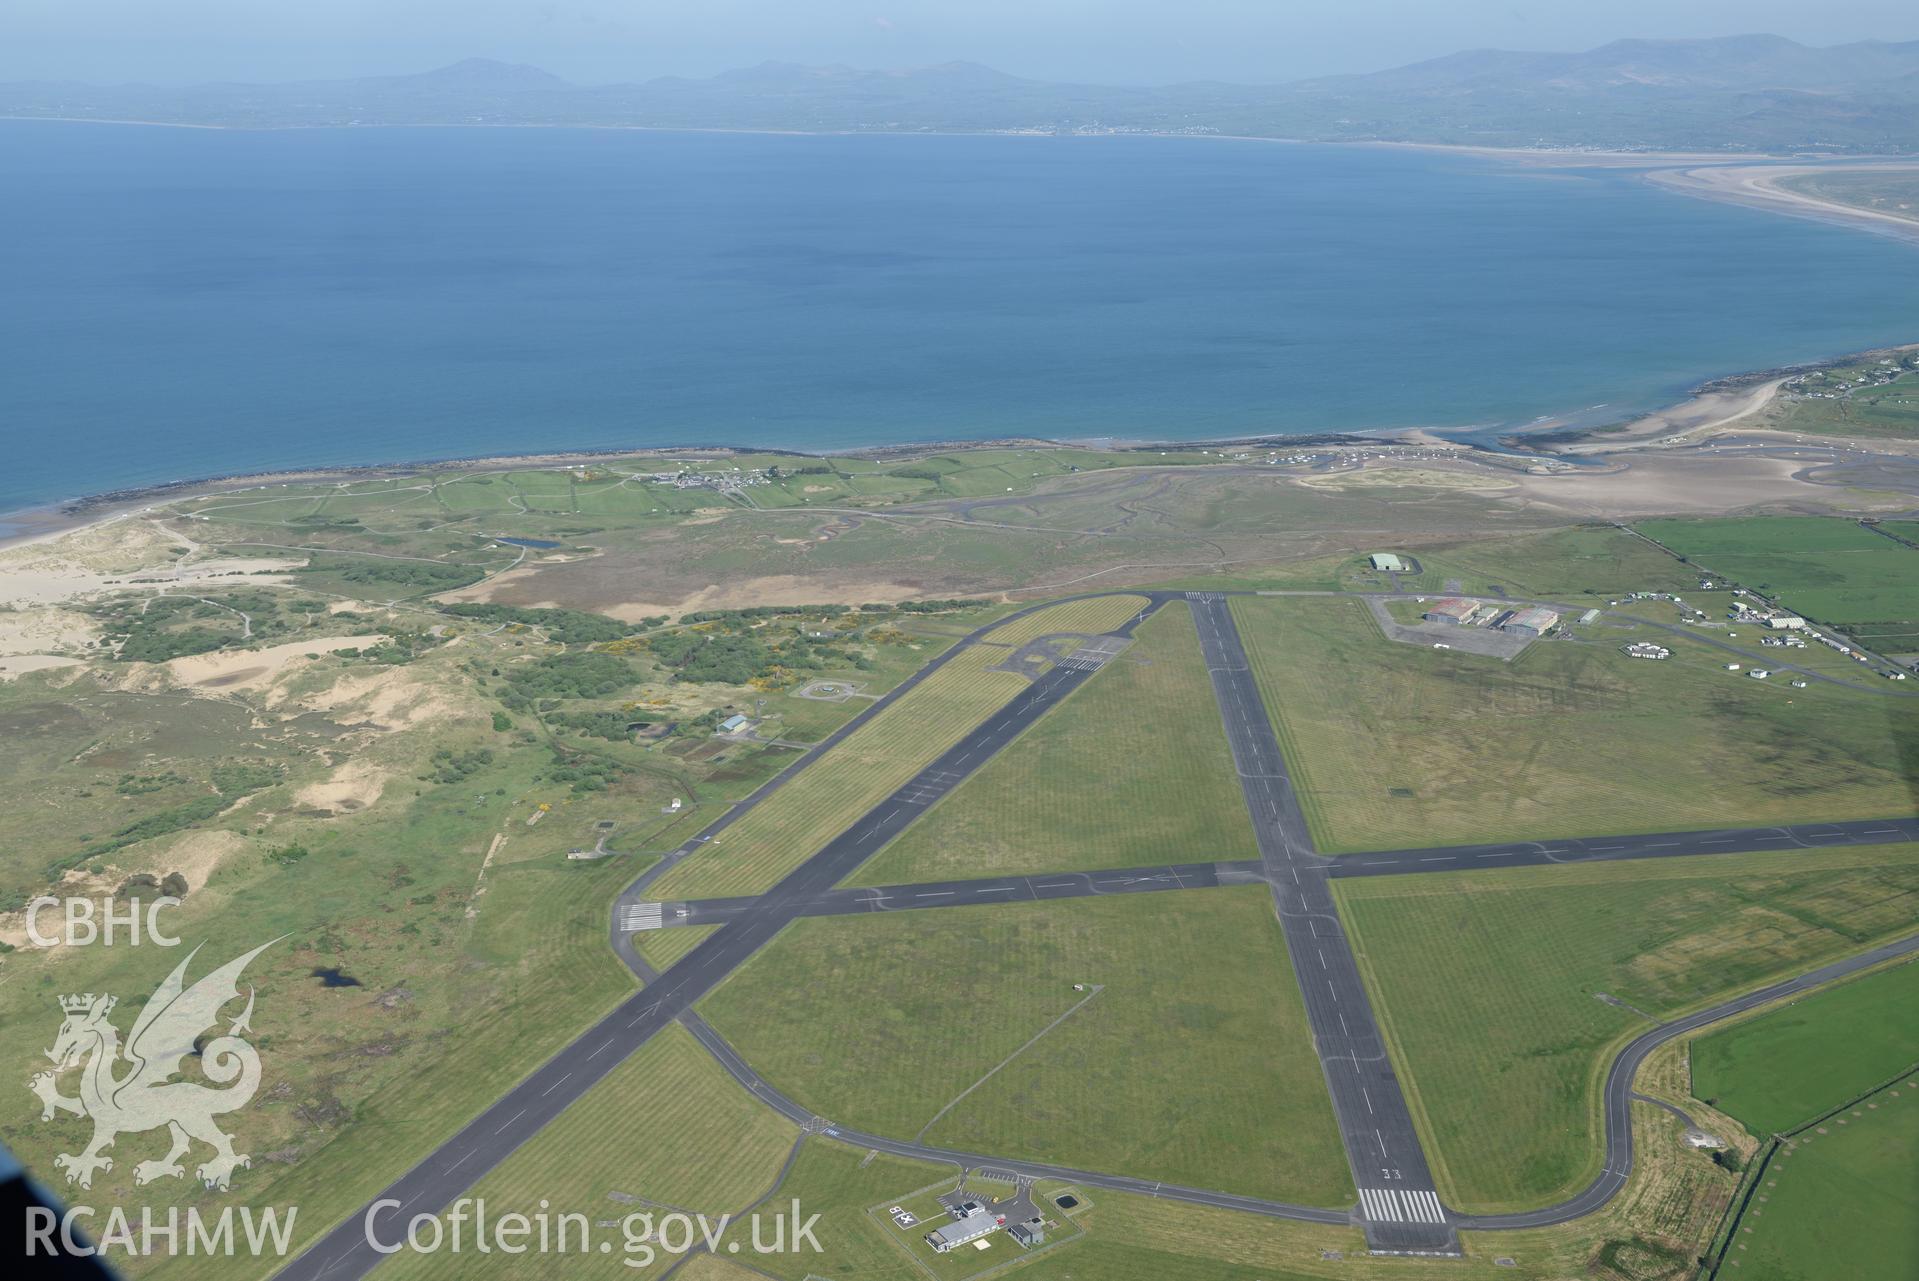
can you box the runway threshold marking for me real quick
[1359,1187,1446,1224]
[621,902,664,931]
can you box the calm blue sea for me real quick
[4,122,1919,516]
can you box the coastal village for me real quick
[1780,350,1919,400]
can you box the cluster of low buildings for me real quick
[922,1199,1048,1254]
[1421,599,1560,638]
[647,468,772,497]
[1782,356,1915,400]
[1729,599,1804,630]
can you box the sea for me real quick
[5,121,1919,517]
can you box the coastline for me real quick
[1645,160,1919,246]
[0,112,1813,166]
[0,325,1904,558]
[0,426,1455,554]
[2,130,1915,531]
[7,326,1917,551]
[1514,340,1919,455]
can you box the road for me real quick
[278,597,1164,1281]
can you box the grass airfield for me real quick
[0,445,1916,1279]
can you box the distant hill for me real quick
[7,35,1919,152]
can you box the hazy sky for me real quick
[5,0,1917,85]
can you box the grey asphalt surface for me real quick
[647,814,1919,926]
[1323,818,1919,876]
[1188,592,1457,1254]
[656,860,1241,925]
[276,595,1165,1281]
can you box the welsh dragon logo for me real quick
[29,939,278,1191]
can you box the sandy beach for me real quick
[1647,161,1919,244]
[1545,377,1789,455]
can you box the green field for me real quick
[635,922,721,971]
[1334,845,1919,1213]
[1735,1076,1919,1281]
[378,1024,799,1280]
[848,604,1255,885]
[1691,959,1919,1137]
[685,1120,1727,1281]
[1636,516,1919,650]
[119,795,642,1281]
[1234,593,1919,852]
[699,888,1353,1205]
[0,622,784,1281]
[1346,525,1700,601]
[693,1139,955,1281]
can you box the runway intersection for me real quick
[282,589,1918,1277]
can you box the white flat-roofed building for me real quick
[926,1210,1000,1253]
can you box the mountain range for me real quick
[6,34,1919,152]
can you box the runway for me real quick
[277,595,1165,1281]
[1188,591,1457,1254]
[630,811,1919,930]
